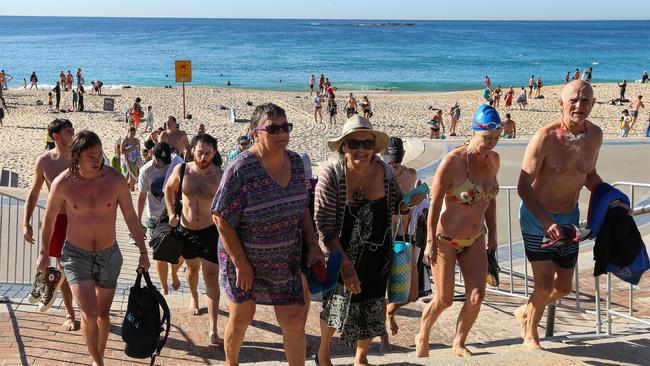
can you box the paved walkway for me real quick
[1,203,649,365]
[2,138,650,365]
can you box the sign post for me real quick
[175,60,192,119]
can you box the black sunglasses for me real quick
[345,139,376,150]
[255,122,293,134]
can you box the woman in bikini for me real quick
[416,104,502,358]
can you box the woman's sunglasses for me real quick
[345,139,376,150]
[255,122,293,134]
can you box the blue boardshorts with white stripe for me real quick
[519,202,580,269]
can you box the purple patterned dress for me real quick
[211,150,307,305]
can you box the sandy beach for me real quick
[0,82,648,188]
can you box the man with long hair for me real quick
[37,130,150,366]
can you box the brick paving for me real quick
[1,194,650,365]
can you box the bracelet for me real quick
[140,251,148,255]
[23,223,31,227]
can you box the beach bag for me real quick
[149,164,186,264]
[122,269,170,365]
[388,215,412,303]
[388,240,412,304]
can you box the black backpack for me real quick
[122,269,171,365]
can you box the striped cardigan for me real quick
[314,157,403,245]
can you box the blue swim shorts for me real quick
[519,202,580,269]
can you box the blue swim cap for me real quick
[472,104,503,131]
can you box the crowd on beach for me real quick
[13,69,647,366]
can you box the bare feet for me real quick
[379,335,391,353]
[523,338,542,350]
[353,356,369,366]
[415,333,429,358]
[452,345,473,357]
[209,331,223,346]
[161,284,169,295]
[386,313,398,336]
[189,299,200,315]
[172,274,181,291]
[514,304,527,339]
[317,350,333,366]
[62,315,78,331]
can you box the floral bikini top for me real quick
[446,152,499,205]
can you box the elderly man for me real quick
[515,80,603,349]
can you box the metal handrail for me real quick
[0,191,47,285]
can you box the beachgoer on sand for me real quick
[620,109,632,137]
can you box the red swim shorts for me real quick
[49,214,68,258]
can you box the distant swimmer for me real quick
[515,80,603,350]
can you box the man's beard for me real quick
[196,160,211,170]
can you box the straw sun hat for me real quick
[327,115,389,153]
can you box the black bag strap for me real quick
[150,286,171,366]
[173,163,186,216]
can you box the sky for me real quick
[1,0,649,20]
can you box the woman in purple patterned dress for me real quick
[212,103,324,366]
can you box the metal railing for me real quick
[453,182,650,338]
[0,191,47,285]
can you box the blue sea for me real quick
[2,16,650,92]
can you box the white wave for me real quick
[592,61,600,65]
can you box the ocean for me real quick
[1,16,649,92]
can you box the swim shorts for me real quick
[49,214,68,258]
[60,241,123,289]
[178,224,219,264]
[519,202,580,268]
[503,134,514,139]
[630,110,639,118]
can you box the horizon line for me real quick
[1,14,649,21]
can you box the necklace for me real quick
[347,163,369,202]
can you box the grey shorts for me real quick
[60,241,123,289]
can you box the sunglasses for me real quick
[255,122,293,134]
[345,139,376,150]
[472,121,503,130]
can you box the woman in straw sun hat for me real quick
[315,115,424,365]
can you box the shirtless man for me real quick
[159,116,190,159]
[23,119,77,330]
[515,80,603,350]
[502,113,516,139]
[164,133,223,345]
[528,75,535,98]
[37,130,150,366]
[629,95,645,128]
[344,93,358,118]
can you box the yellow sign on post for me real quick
[175,60,192,83]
